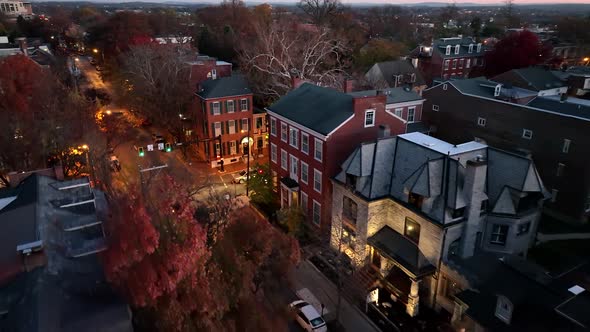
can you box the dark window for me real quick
[490,224,508,245]
[342,196,358,224]
[256,117,263,129]
[404,217,421,245]
[441,275,461,301]
[408,192,424,209]
[451,207,465,219]
[517,222,531,236]
[448,238,461,258]
[480,200,488,216]
[345,174,357,188]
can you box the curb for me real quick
[304,259,383,332]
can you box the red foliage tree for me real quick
[484,30,552,77]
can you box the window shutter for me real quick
[225,100,229,113]
[226,121,229,134]
[236,140,240,154]
[211,123,215,137]
[246,98,250,111]
[221,122,225,135]
[238,118,242,131]
[209,102,214,115]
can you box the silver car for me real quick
[289,300,328,332]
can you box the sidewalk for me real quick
[292,260,380,332]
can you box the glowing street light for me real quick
[81,144,89,150]
[74,57,80,62]
[93,48,99,54]
[106,110,112,115]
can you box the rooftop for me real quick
[196,75,252,99]
[398,132,486,156]
[501,67,566,91]
[348,86,423,104]
[367,60,426,87]
[267,83,353,136]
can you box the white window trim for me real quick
[241,118,249,132]
[454,44,460,55]
[444,60,450,71]
[301,191,308,215]
[445,45,451,55]
[289,127,299,149]
[312,200,321,226]
[477,43,482,53]
[290,155,299,180]
[432,105,439,112]
[468,44,473,53]
[522,129,533,140]
[466,58,471,69]
[212,102,221,115]
[301,132,309,155]
[314,138,323,162]
[495,296,512,324]
[364,109,376,127]
[562,139,571,153]
[240,98,248,112]
[477,117,486,127]
[301,161,309,184]
[452,59,457,70]
[407,106,416,122]
[270,118,277,136]
[280,149,288,170]
[214,122,222,136]
[270,143,277,163]
[281,123,288,143]
[313,169,322,193]
[442,83,448,90]
[394,108,403,118]
[490,224,508,245]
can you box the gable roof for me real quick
[369,60,426,87]
[348,86,423,104]
[196,75,251,99]
[267,83,353,136]
[502,67,566,91]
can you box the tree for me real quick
[354,39,405,70]
[239,22,349,102]
[501,0,520,28]
[470,17,482,40]
[298,0,342,26]
[484,30,552,77]
[277,205,305,238]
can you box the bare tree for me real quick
[239,22,349,101]
[298,0,342,26]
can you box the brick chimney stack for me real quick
[15,37,27,56]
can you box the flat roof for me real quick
[399,132,486,156]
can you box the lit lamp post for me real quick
[80,144,92,182]
[92,48,105,63]
[584,57,590,66]
[241,120,252,196]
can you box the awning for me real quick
[368,226,435,278]
[280,177,299,189]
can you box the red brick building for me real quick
[267,83,425,233]
[194,76,254,167]
[187,54,232,87]
[410,36,486,85]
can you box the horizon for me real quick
[28,0,590,4]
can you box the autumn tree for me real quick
[239,21,349,102]
[484,30,552,77]
[298,0,342,26]
[354,39,405,70]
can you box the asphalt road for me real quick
[77,56,247,202]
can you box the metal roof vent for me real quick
[568,285,585,295]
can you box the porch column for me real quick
[406,279,420,317]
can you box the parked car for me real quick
[232,170,249,184]
[289,300,327,332]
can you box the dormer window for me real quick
[468,44,474,53]
[446,45,451,55]
[495,295,513,324]
[494,84,502,97]
[477,43,482,53]
[455,44,460,55]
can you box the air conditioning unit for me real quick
[16,240,43,255]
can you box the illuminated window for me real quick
[404,217,420,244]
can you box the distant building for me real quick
[492,67,568,97]
[0,173,132,332]
[423,77,590,224]
[331,132,547,318]
[0,0,32,19]
[194,75,254,168]
[410,36,487,85]
[186,54,232,87]
[0,37,53,67]
[266,83,425,233]
[364,60,427,94]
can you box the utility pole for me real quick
[246,119,251,196]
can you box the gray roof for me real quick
[367,226,435,277]
[449,78,538,100]
[335,133,545,224]
[432,36,486,59]
[527,97,590,121]
[369,60,426,87]
[510,67,566,91]
[348,86,422,104]
[566,66,590,76]
[196,75,252,99]
[267,83,353,136]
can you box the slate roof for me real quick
[449,78,538,100]
[196,75,252,99]
[368,225,435,277]
[335,133,545,224]
[368,60,426,87]
[507,67,566,91]
[432,36,486,59]
[527,97,590,121]
[267,83,354,136]
[452,253,586,331]
[348,86,423,104]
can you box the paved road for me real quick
[77,57,248,201]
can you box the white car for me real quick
[232,170,249,184]
[289,300,328,332]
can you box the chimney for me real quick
[15,37,27,56]
[458,157,488,259]
[411,58,419,68]
[378,125,390,138]
[560,93,567,103]
[376,89,386,96]
[344,79,355,93]
[291,77,304,90]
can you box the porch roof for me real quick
[280,177,299,189]
[367,226,435,278]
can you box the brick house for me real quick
[266,83,425,233]
[187,54,232,86]
[330,132,547,319]
[422,77,590,224]
[410,36,486,85]
[194,75,254,167]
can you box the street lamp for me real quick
[93,48,98,54]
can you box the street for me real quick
[77,57,247,202]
